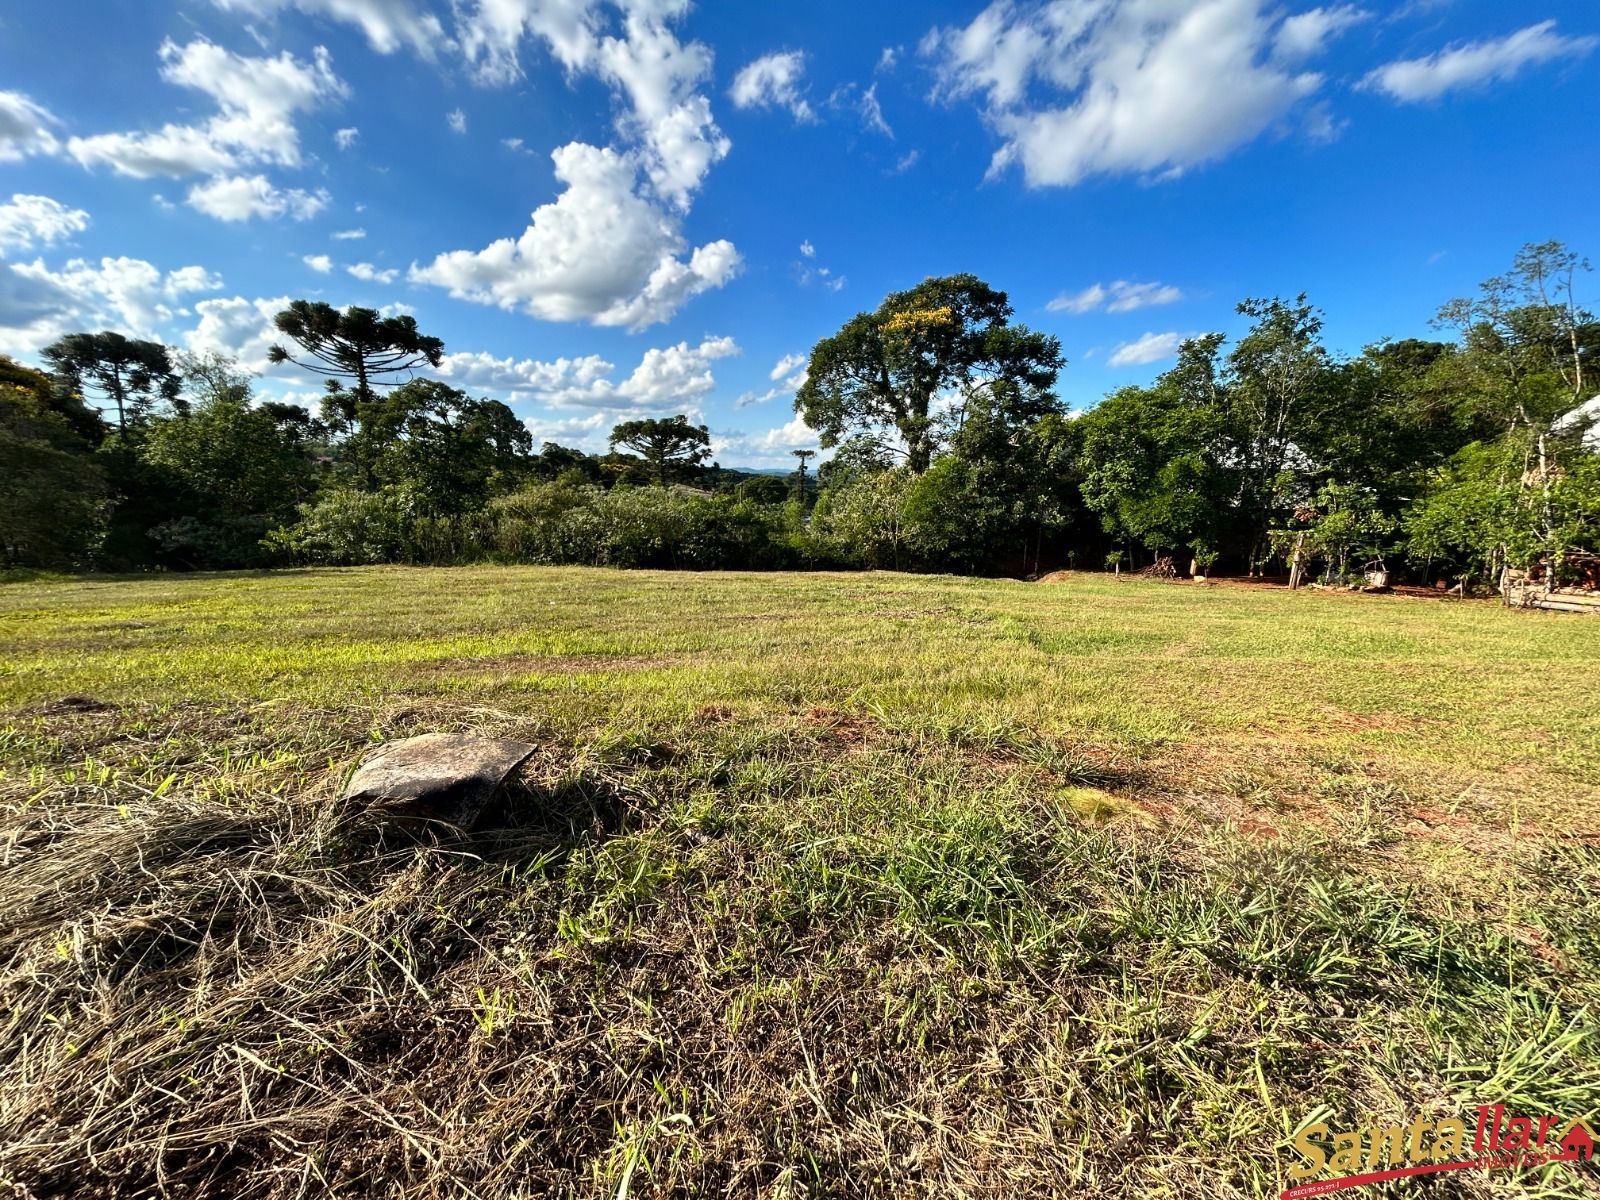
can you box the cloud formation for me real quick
[205,0,447,57]
[184,294,296,372]
[411,142,739,330]
[0,92,63,162]
[1361,20,1597,102]
[347,261,399,283]
[413,1,738,328]
[0,255,222,349]
[186,174,330,222]
[1108,330,1184,367]
[730,51,814,121]
[736,351,809,408]
[1048,279,1184,314]
[68,38,347,179]
[922,0,1352,187]
[0,194,90,256]
[711,415,821,466]
[438,335,739,414]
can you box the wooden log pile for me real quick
[1503,556,1600,614]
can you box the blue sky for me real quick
[1,0,1596,466]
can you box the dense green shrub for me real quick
[265,488,416,565]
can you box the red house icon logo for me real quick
[1560,1119,1596,1162]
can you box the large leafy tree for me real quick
[42,331,180,434]
[1424,241,1598,580]
[1325,340,1469,488]
[0,357,106,567]
[796,274,1062,473]
[1222,295,1334,569]
[528,441,603,485]
[267,302,445,418]
[356,379,532,515]
[1433,241,1595,431]
[138,354,319,565]
[1075,334,1233,566]
[1078,376,1228,564]
[914,365,1076,573]
[608,415,711,486]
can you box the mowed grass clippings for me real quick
[0,566,1597,1200]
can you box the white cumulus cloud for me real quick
[439,334,739,417]
[347,261,399,284]
[770,352,806,383]
[0,92,63,162]
[0,194,90,256]
[0,255,222,349]
[410,141,739,330]
[712,415,822,467]
[68,38,348,179]
[737,351,809,408]
[456,0,600,85]
[454,1,729,210]
[1361,20,1597,103]
[1108,331,1184,367]
[186,174,330,222]
[438,349,615,397]
[730,51,814,121]
[303,253,333,273]
[205,0,447,57]
[413,1,736,327]
[183,294,295,373]
[923,0,1340,187]
[1048,279,1184,314]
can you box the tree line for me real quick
[2,242,1596,588]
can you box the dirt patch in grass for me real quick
[801,704,884,748]
[27,694,122,716]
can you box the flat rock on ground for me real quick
[342,733,536,827]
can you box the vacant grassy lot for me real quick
[2,567,1597,1199]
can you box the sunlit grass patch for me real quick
[1,566,1597,1197]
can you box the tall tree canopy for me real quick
[1221,295,1334,567]
[355,379,532,515]
[1078,375,1228,559]
[1415,241,1599,581]
[0,356,106,567]
[796,274,1063,473]
[267,302,445,412]
[608,415,711,486]
[143,355,316,525]
[42,331,180,434]
[5,246,1591,583]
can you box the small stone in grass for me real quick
[342,733,536,828]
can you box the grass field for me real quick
[2,567,1597,1198]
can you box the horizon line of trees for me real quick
[3,242,1597,590]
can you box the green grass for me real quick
[1,567,1597,1198]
